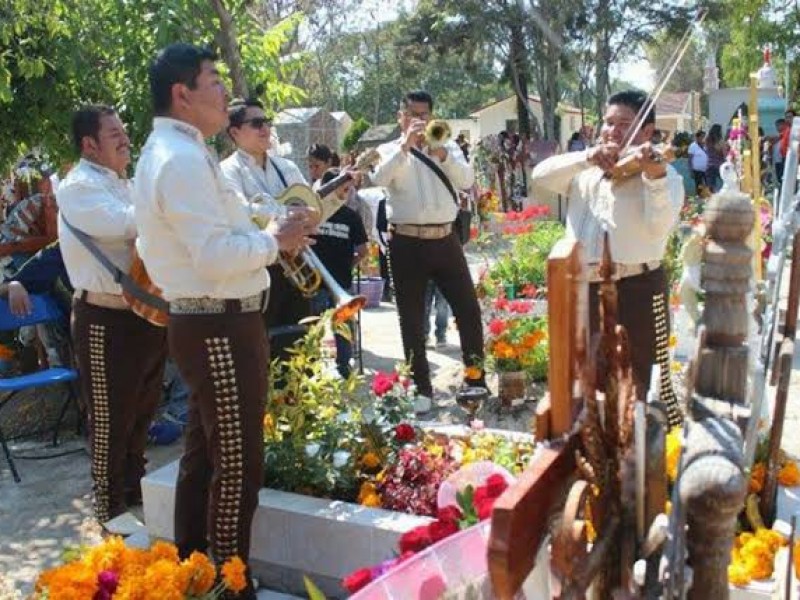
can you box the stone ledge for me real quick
[142,460,432,598]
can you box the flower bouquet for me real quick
[32,537,247,599]
[485,314,548,382]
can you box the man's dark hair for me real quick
[776,118,786,127]
[695,129,705,138]
[320,167,341,186]
[607,90,655,125]
[402,90,434,112]
[227,98,265,130]
[149,43,217,115]
[308,143,333,163]
[71,105,117,153]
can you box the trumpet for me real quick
[279,248,366,323]
[424,119,452,149]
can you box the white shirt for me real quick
[370,139,474,225]
[133,117,278,301]
[688,141,708,172]
[57,159,136,294]
[220,149,307,223]
[530,151,683,264]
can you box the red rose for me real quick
[399,525,433,553]
[372,371,398,396]
[394,423,415,443]
[436,505,463,525]
[476,498,495,520]
[473,485,490,507]
[428,518,460,543]
[488,318,507,336]
[486,474,509,499]
[342,568,373,593]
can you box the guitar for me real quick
[124,148,381,327]
[124,250,168,327]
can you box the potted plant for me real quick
[485,314,548,407]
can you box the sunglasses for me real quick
[242,117,272,129]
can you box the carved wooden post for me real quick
[695,176,754,408]
[679,167,752,599]
[679,416,747,600]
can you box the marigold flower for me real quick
[665,427,681,483]
[148,541,179,564]
[749,463,766,494]
[183,551,216,595]
[361,452,381,469]
[778,461,800,487]
[221,556,248,593]
[464,365,483,380]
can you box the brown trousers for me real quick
[72,299,166,523]
[588,267,669,398]
[389,232,485,397]
[170,310,269,570]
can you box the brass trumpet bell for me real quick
[301,248,366,323]
[424,119,452,149]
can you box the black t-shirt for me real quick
[312,205,368,288]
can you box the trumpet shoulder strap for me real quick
[409,147,457,205]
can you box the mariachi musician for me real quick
[530,90,683,397]
[133,44,312,596]
[220,98,318,364]
[57,104,167,524]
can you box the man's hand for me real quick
[400,119,426,153]
[8,282,32,317]
[270,210,315,254]
[429,146,448,162]
[637,142,667,180]
[587,142,621,174]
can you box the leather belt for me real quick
[587,260,661,283]
[75,289,130,311]
[170,291,266,315]
[392,223,452,240]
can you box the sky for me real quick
[613,58,657,92]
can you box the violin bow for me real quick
[620,8,709,155]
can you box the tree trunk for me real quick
[593,0,612,121]
[510,22,531,139]
[210,0,249,99]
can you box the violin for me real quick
[608,144,676,182]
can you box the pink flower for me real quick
[509,300,532,314]
[372,371,399,396]
[493,297,510,311]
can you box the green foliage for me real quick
[0,0,304,170]
[342,117,371,151]
[486,221,566,290]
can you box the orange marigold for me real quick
[778,461,800,487]
[464,365,483,380]
[749,463,766,494]
[221,556,248,593]
[182,551,216,596]
[148,541,179,564]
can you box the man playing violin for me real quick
[531,89,683,397]
[133,44,311,597]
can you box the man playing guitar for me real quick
[57,105,167,524]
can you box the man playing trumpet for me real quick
[371,90,485,406]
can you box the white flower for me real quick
[305,443,320,458]
[332,450,351,468]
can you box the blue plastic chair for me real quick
[0,294,79,482]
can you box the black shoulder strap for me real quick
[60,216,168,311]
[269,158,289,189]
[409,147,458,205]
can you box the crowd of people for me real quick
[0,44,488,598]
[0,35,709,595]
